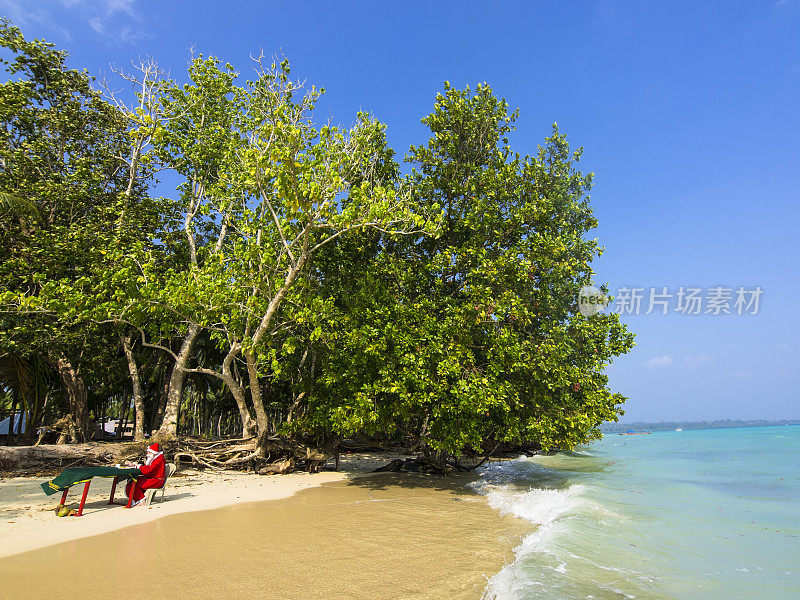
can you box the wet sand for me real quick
[0,473,525,600]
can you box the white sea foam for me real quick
[474,455,648,600]
[473,458,596,599]
[479,427,800,600]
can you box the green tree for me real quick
[309,83,634,465]
[0,21,633,463]
[142,57,420,457]
[0,19,148,441]
[141,54,246,440]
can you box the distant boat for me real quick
[619,430,651,435]
[675,428,683,432]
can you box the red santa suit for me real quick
[126,443,166,504]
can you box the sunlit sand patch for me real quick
[0,473,526,600]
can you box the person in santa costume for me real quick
[125,442,166,506]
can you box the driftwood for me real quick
[0,440,155,472]
[257,459,295,475]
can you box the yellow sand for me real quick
[0,467,346,558]
[0,452,400,557]
[0,473,524,600]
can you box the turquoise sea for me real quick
[472,425,799,600]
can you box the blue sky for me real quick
[2,0,798,422]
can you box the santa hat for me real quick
[144,442,162,466]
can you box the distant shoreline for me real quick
[601,419,799,434]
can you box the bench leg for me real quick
[76,481,91,517]
[60,489,69,506]
[108,477,119,504]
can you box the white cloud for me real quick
[98,0,136,18]
[0,0,72,40]
[78,0,137,35]
[0,0,142,43]
[684,354,711,368]
[645,355,674,368]
[732,370,754,380]
[88,16,103,34]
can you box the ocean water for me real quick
[472,425,799,600]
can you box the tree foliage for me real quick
[0,21,633,467]
[0,18,152,441]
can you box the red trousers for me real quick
[125,478,164,502]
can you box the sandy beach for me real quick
[0,455,524,599]
[0,453,407,558]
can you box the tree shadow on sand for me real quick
[341,471,483,496]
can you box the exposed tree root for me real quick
[0,435,332,475]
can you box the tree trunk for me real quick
[220,367,257,439]
[18,358,48,444]
[245,351,270,437]
[215,342,256,438]
[151,363,170,434]
[29,390,51,444]
[423,447,449,474]
[8,390,18,445]
[55,357,89,442]
[120,333,145,441]
[156,323,200,440]
[117,394,130,439]
[55,414,79,445]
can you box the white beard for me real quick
[144,451,161,466]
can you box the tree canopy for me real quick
[0,20,634,469]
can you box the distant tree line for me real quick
[600,420,800,433]
[0,19,634,468]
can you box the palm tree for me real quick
[0,355,53,442]
[0,191,40,221]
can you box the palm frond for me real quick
[0,191,40,220]
[0,355,33,402]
